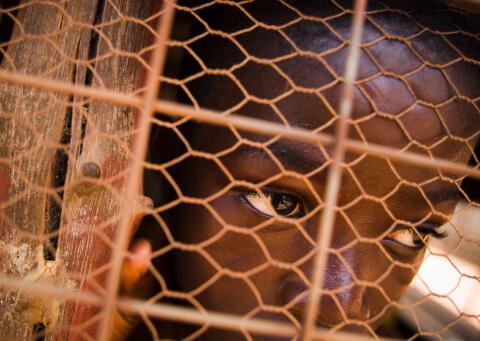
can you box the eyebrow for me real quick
[229,138,327,175]
[266,139,328,173]
[235,141,464,207]
[422,185,462,206]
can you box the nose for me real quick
[280,252,371,327]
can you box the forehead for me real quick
[182,7,480,162]
[181,2,480,163]
[160,2,480,211]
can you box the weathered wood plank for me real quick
[0,1,99,339]
[0,1,157,338]
[51,1,156,339]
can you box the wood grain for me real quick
[0,0,155,339]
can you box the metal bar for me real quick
[301,0,368,339]
[0,276,102,307]
[95,1,177,340]
[152,100,480,179]
[117,298,402,341]
[0,275,402,341]
[0,70,142,107]
[1,71,478,179]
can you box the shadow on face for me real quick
[141,0,480,339]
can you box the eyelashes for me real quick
[417,225,448,239]
[240,190,306,218]
[385,223,448,250]
[238,188,449,251]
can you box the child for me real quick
[119,0,480,339]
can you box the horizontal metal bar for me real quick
[1,70,479,179]
[0,275,400,341]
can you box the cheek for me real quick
[168,203,223,244]
[345,239,425,285]
[205,231,267,272]
[194,276,259,315]
[333,239,425,321]
[373,248,425,324]
[381,259,424,301]
[370,252,425,324]
[258,229,313,264]
[431,138,475,166]
[209,192,262,228]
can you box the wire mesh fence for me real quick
[0,0,479,340]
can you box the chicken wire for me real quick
[0,0,479,340]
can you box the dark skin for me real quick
[116,1,480,340]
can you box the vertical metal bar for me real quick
[96,1,177,340]
[301,0,368,340]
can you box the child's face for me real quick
[155,2,479,338]
[167,81,474,332]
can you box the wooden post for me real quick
[52,1,156,339]
[0,1,99,339]
[0,1,156,339]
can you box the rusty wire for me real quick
[0,0,479,340]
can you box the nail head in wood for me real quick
[81,162,101,179]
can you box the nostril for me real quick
[279,273,370,327]
[288,296,343,328]
[278,275,309,307]
[287,289,371,328]
[336,285,371,321]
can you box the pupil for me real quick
[271,194,297,215]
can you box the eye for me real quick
[241,190,305,218]
[386,228,424,248]
[385,223,447,250]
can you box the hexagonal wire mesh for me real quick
[0,0,479,340]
